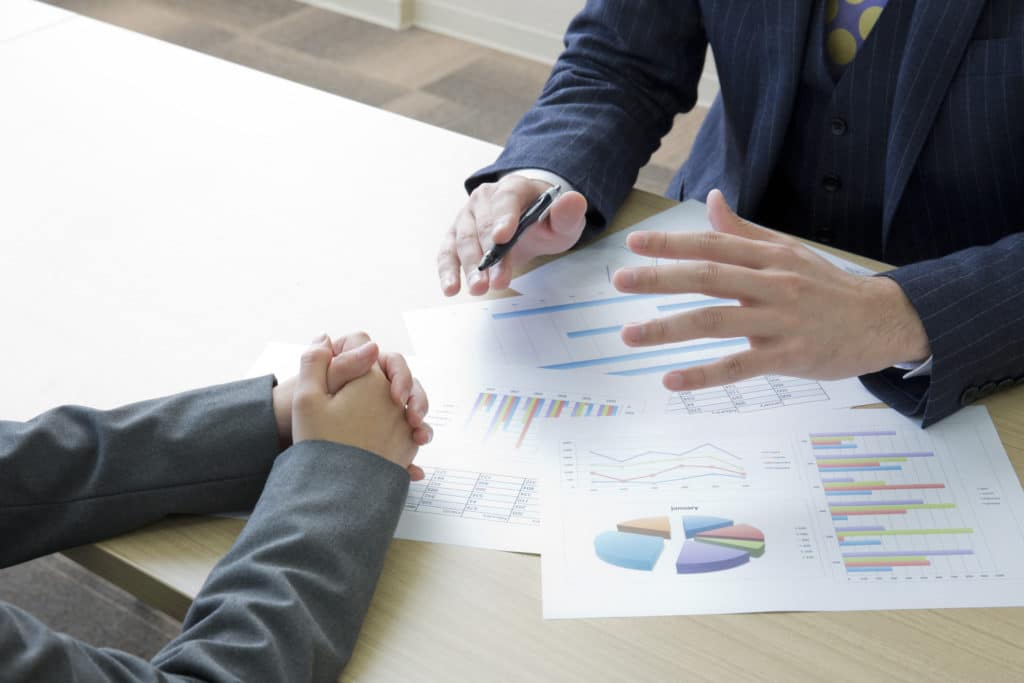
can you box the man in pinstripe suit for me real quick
[437,0,1024,426]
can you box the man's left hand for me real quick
[612,189,931,392]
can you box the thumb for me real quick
[297,334,332,398]
[547,191,587,238]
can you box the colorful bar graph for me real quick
[545,399,567,418]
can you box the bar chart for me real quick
[810,429,986,578]
[404,284,749,378]
[463,388,634,450]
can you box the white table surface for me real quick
[0,1,499,421]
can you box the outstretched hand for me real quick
[612,189,931,392]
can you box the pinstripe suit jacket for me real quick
[469,0,1024,426]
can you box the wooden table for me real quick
[4,2,1024,680]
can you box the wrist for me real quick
[868,276,932,367]
[271,380,294,451]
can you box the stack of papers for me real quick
[249,200,1024,617]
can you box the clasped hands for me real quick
[438,176,930,391]
[272,332,431,480]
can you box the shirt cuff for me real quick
[894,355,933,379]
[503,168,576,195]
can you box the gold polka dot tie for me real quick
[826,0,888,77]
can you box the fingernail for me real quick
[620,270,636,288]
[623,324,644,344]
[469,271,482,287]
[355,342,375,358]
[443,274,456,291]
[633,232,649,249]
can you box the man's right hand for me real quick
[292,335,420,475]
[437,174,588,296]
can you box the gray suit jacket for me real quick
[0,376,409,681]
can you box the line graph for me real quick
[561,441,750,491]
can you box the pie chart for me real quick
[594,515,765,573]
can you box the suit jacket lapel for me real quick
[882,0,986,243]
[736,1,814,217]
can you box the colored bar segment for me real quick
[810,431,898,437]
[815,452,934,459]
[542,338,746,371]
[837,528,973,538]
[841,550,974,558]
[824,483,945,491]
[493,293,665,319]
[515,397,544,448]
[656,297,734,312]
[608,356,725,376]
[566,325,623,338]
[819,466,903,472]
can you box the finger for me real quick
[706,189,795,245]
[379,352,414,407]
[408,464,426,482]
[663,349,775,392]
[621,306,781,347]
[437,222,462,296]
[613,261,775,301]
[627,230,791,270]
[454,206,489,295]
[296,334,332,398]
[405,378,429,428]
[412,424,433,446]
[547,191,588,239]
[332,331,372,356]
[326,341,379,393]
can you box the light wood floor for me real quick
[6,0,709,658]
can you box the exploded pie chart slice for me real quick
[675,539,750,574]
[594,531,664,571]
[694,523,764,542]
[681,515,733,538]
[694,535,765,558]
[616,516,671,539]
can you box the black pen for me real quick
[478,184,562,271]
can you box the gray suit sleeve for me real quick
[0,383,410,682]
[0,376,281,568]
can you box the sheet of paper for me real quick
[511,200,875,295]
[246,343,649,553]
[541,406,1024,618]
[404,285,877,410]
